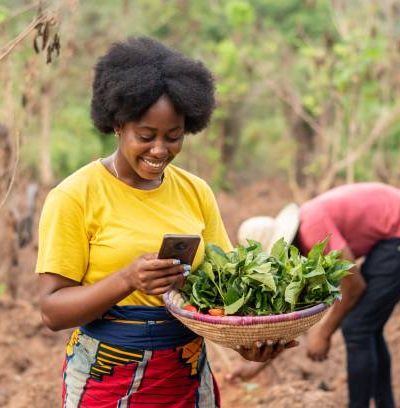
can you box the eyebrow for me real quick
[137,125,183,132]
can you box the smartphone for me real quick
[158,234,201,265]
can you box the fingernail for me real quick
[183,264,191,271]
[266,340,274,346]
[279,339,286,346]
[183,270,190,277]
[172,259,180,265]
[256,341,264,348]
[235,345,241,350]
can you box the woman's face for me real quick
[116,95,185,186]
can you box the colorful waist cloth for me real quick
[63,330,220,408]
[80,305,197,350]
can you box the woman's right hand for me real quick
[39,254,189,331]
[123,253,189,295]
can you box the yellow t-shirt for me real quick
[36,160,232,306]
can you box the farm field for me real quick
[1,179,399,408]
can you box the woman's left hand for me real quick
[235,339,299,362]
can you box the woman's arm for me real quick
[39,254,186,331]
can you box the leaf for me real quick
[224,295,245,315]
[289,245,301,264]
[223,262,238,274]
[248,272,276,292]
[183,237,352,316]
[244,251,255,266]
[303,265,326,279]
[254,251,269,264]
[224,286,241,305]
[307,238,329,261]
[253,262,272,274]
[285,280,305,309]
[205,244,229,268]
[202,261,215,281]
[246,239,262,252]
[270,238,287,261]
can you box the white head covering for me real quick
[237,203,300,253]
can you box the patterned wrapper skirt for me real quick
[62,329,220,408]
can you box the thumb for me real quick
[285,340,299,349]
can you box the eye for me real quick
[166,133,184,143]
[137,134,154,142]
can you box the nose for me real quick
[150,140,168,158]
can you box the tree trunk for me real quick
[282,104,316,189]
[39,82,53,186]
[220,104,242,168]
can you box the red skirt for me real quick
[62,330,220,408]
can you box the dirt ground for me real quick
[0,178,399,407]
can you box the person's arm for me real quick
[39,254,186,331]
[307,245,366,360]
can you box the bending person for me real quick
[230,182,400,408]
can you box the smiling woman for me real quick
[109,95,185,190]
[35,37,283,408]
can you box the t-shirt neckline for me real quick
[96,159,169,197]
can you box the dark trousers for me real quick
[341,238,400,408]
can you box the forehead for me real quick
[136,95,184,128]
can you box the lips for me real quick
[141,157,167,172]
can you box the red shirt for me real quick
[298,183,400,258]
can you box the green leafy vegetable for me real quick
[181,238,353,316]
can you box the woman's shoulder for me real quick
[167,164,210,192]
[51,161,102,202]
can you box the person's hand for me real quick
[225,339,298,383]
[307,324,331,361]
[124,253,190,295]
[235,339,298,363]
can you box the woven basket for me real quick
[163,289,329,349]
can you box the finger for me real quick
[276,339,286,352]
[148,274,183,292]
[149,285,175,295]
[147,279,180,295]
[142,253,158,260]
[147,258,183,270]
[242,341,265,362]
[173,275,185,289]
[147,264,190,278]
[258,340,275,361]
[285,340,299,349]
[234,345,253,362]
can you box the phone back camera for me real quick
[174,242,188,251]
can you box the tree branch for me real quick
[0,11,56,62]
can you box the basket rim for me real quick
[163,289,329,326]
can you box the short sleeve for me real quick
[298,210,347,255]
[35,188,89,282]
[201,183,233,252]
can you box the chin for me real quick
[139,170,164,181]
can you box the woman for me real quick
[36,37,284,407]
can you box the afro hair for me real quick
[90,37,216,135]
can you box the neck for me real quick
[111,152,163,190]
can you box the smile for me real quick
[142,158,165,169]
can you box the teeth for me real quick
[143,158,164,169]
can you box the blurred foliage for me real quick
[0,0,400,193]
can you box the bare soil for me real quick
[1,178,399,407]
